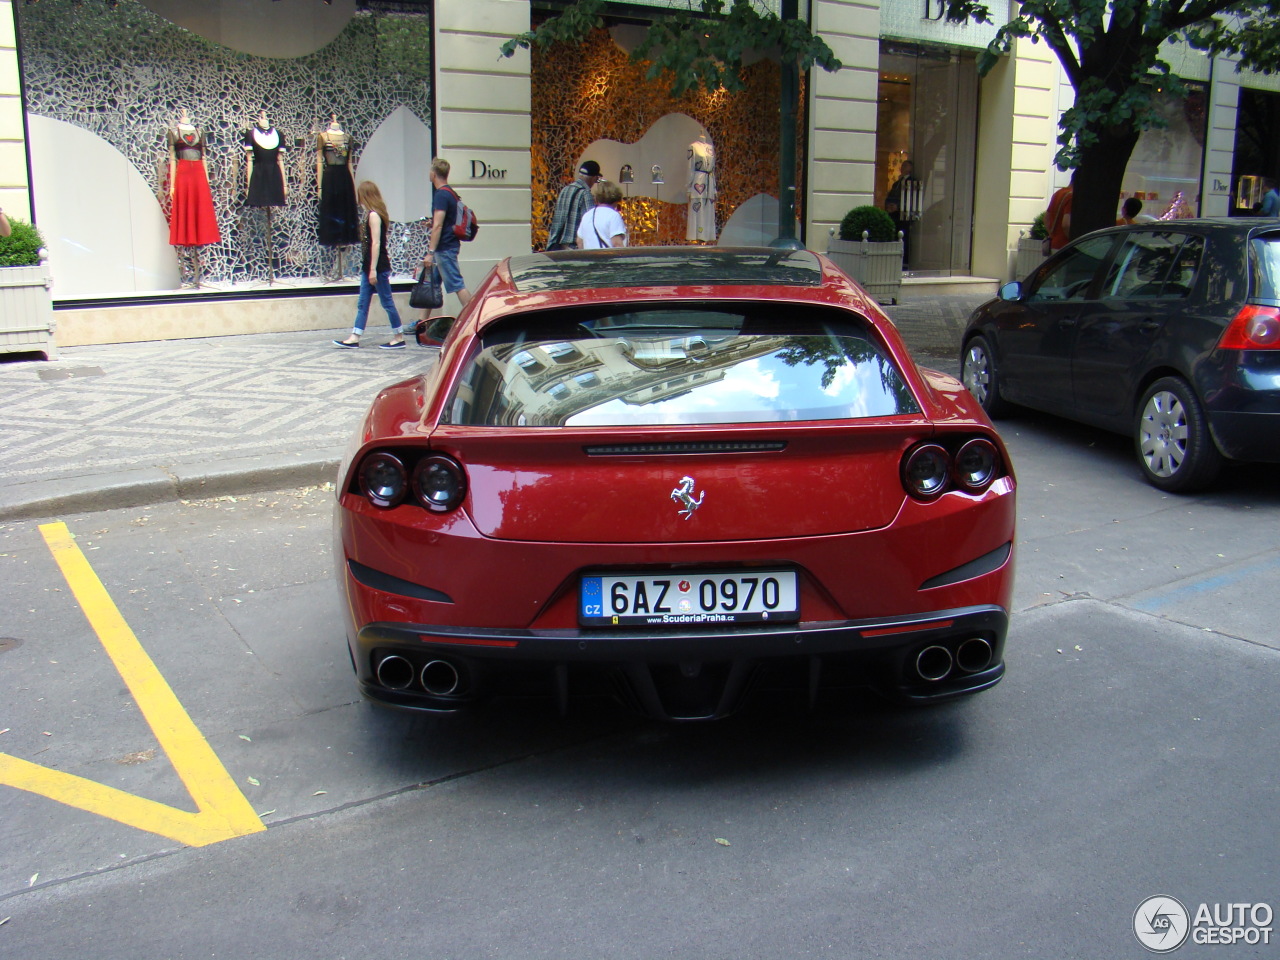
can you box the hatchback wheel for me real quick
[1135,377,1222,492]
[961,335,1011,417]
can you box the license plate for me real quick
[579,571,799,627]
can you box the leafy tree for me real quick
[944,0,1280,238]
[500,0,842,96]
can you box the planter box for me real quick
[0,262,57,359]
[825,236,904,305]
[1015,236,1048,281]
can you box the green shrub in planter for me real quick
[0,218,46,267]
[838,205,897,242]
[1029,212,1048,240]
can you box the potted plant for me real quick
[1015,212,1049,280]
[0,216,56,359]
[825,205,904,304]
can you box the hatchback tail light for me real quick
[1217,304,1280,350]
[901,437,1004,501]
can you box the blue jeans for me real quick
[352,270,402,334]
[434,246,465,293]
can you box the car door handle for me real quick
[1138,319,1161,332]
[1059,316,1079,328]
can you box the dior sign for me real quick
[470,160,508,180]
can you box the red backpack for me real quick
[442,186,479,241]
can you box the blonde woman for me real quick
[334,180,405,349]
[576,180,629,249]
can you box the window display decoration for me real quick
[17,0,432,288]
[531,27,802,250]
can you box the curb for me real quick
[0,450,344,521]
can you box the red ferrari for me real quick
[335,248,1016,720]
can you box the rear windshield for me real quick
[1251,234,1280,301]
[444,306,920,427]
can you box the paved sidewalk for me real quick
[0,292,988,520]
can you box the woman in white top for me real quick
[576,180,629,249]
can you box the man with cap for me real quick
[547,160,600,250]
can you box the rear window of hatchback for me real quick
[444,305,921,427]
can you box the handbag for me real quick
[409,263,443,310]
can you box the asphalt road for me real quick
[0,411,1277,959]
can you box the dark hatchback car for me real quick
[961,218,1280,491]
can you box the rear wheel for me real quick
[961,335,1012,418]
[1135,377,1223,492]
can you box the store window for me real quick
[875,42,978,277]
[16,2,433,299]
[530,26,800,250]
[1231,87,1280,216]
[1120,83,1206,221]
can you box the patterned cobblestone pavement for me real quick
[0,329,431,488]
[0,292,989,514]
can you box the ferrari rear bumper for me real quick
[350,604,1008,720]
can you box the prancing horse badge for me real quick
[670,476,704,520]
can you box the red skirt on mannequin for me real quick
[169,160,220,246]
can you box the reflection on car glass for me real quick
[1102,233,1204,299]
[1028,236,1115,302]
[447,308,919,427]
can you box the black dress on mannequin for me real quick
[244,125,287,207]
[318,126,359,246]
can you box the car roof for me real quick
[501,246,827,294]
[1100,217,1280,237]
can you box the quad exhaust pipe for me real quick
[956,637,993,674]
[915,645,953,682]
[375,654,415,690]
[420,659,462,697]
[375,654,464,696]
[915,637,994,682]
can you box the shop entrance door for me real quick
[876,43,978,276]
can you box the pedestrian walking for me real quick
[547,160,600,250]
[1045,172,1076,253]
[576,180,629,249]
[333,180,405,349]
[420,157,472,316]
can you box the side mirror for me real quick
[999,281,1022,302]
[414,316,456,347]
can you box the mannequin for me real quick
[316,112,359,276]
[243,110,288,281]
[686,131,717,243]
[167,107,220,286]
[244,110,288,208]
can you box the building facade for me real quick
[1,0,1277,346]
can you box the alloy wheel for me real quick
[962,341,992,406]
[1138,388,1188,479]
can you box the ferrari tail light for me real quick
[358,453,408,508]
[353,449,468,513]
[1217,304,1280,350]
[955,439,1001,491]
[412,455,467,513]
[901,437,1005,500]
[902,444,951,500]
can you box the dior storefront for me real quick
[8,0,1273,336]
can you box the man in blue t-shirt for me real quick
[422,158,472,314]
[1261,178,1280,218]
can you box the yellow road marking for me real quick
[0,522,264,847]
